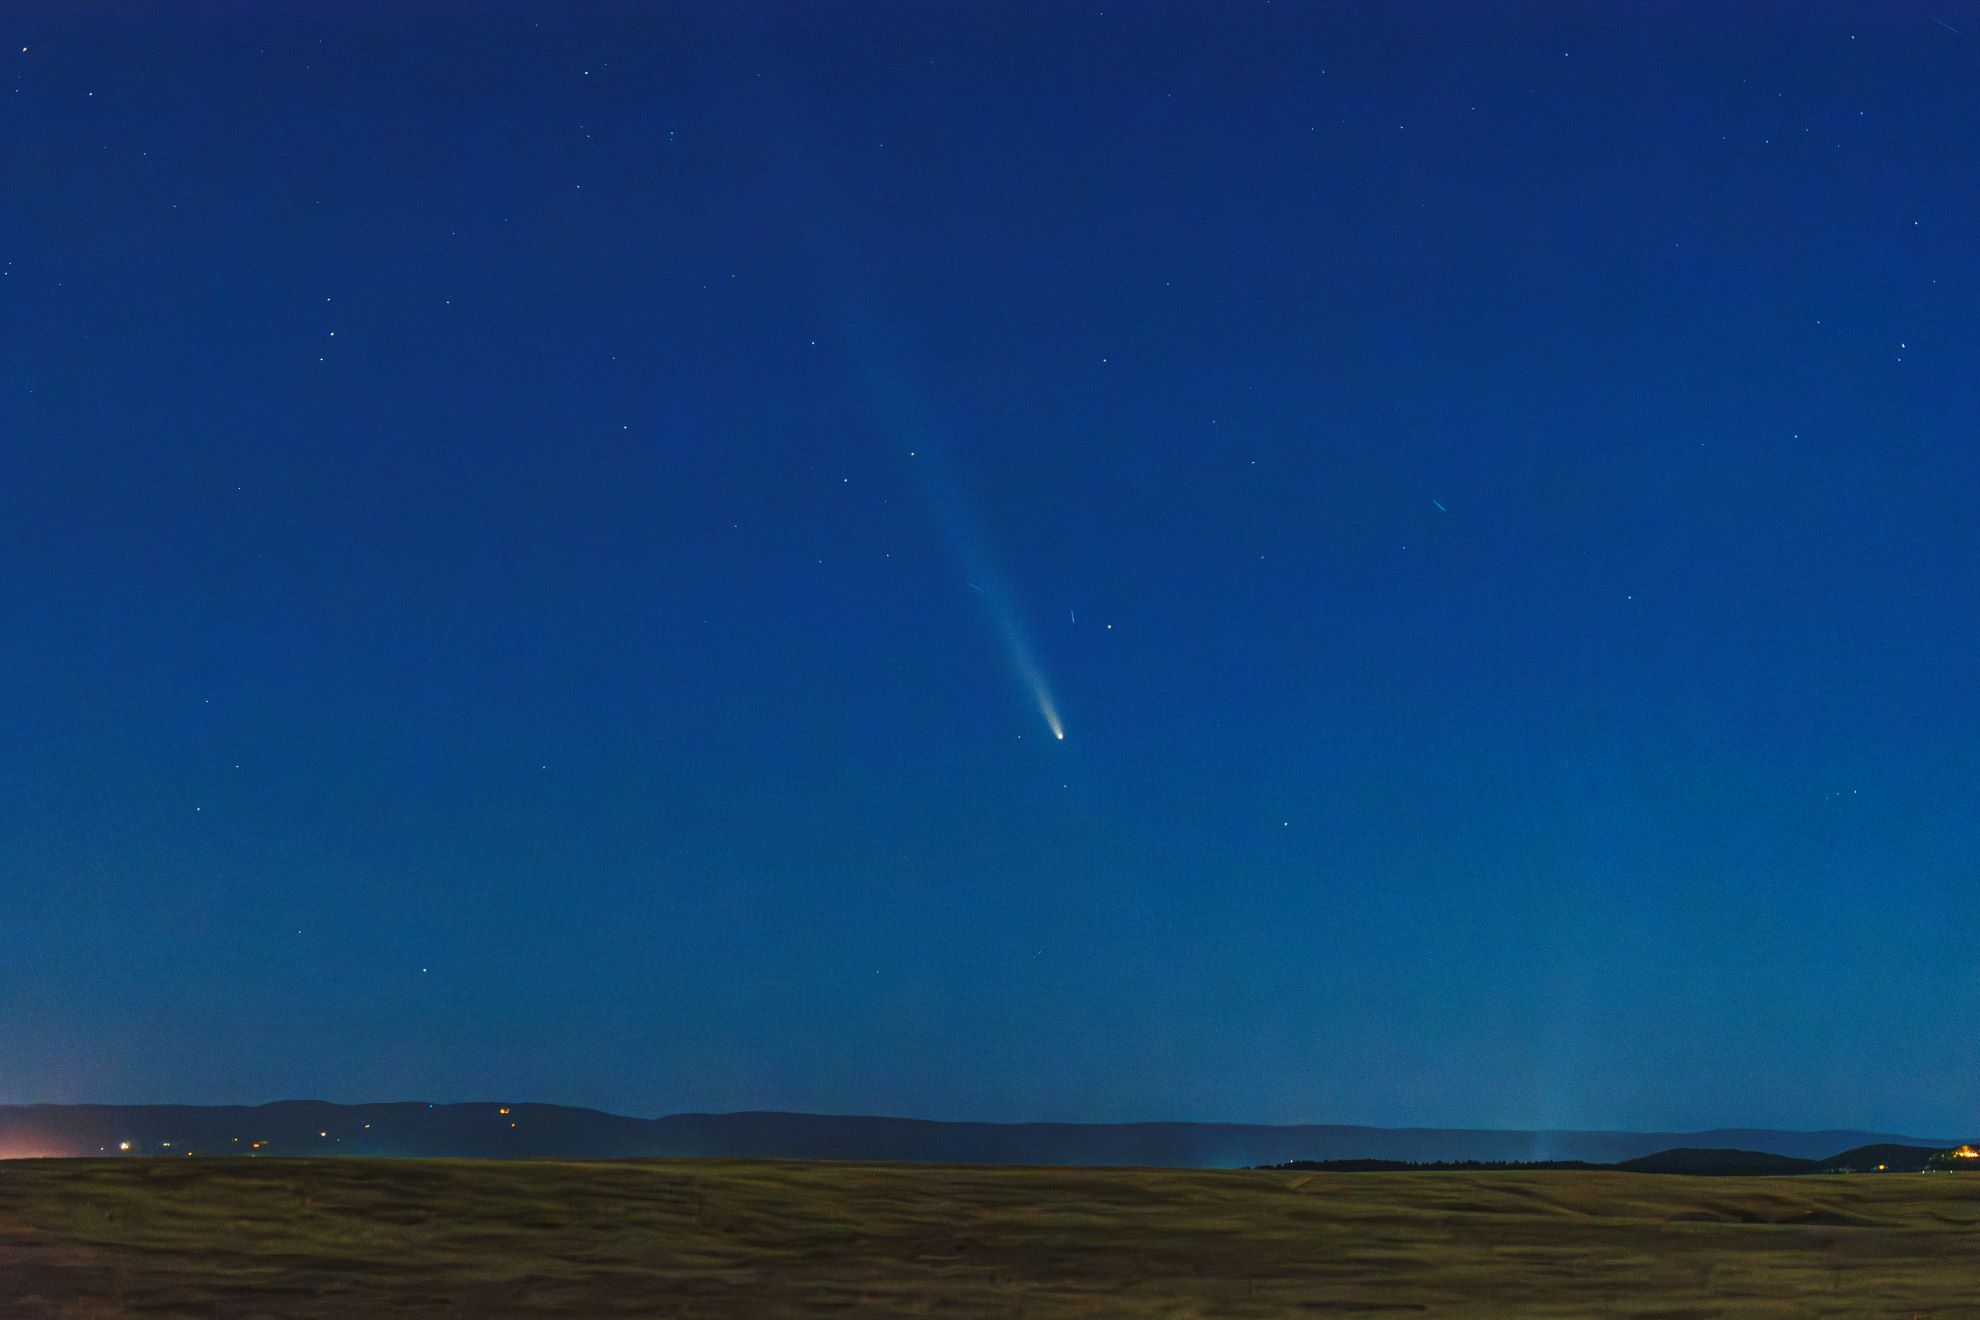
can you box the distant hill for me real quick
[1615,1147,1821,1176]
[1811,1144,1948,1174]
[1267,1143,1956,1177]
[0,1103,1962,1168]
[1270,1158,1601,1173]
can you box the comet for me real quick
[829,302,1068,742]
[974,578,1065,741]
[1034,678,1066,740]
[980,585,1064,734]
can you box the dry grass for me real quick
[2,1157,1979,1317]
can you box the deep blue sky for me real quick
[4,2,1979,1134]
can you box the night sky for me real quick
[5,2,1979,1135]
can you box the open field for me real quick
[2,1158,1979,1317]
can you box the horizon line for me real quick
[0,1100,1961,1141]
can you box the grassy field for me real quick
[2,1158,1978,1317]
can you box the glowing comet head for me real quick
[1034,689,1065,741]
[1007,651,1065,742]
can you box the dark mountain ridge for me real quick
[1615,1147,1834,1176]
[1268,1143,1957,1176]
[0,1102,1961,1168]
